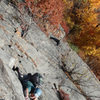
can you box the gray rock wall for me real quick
[0,0,100,100]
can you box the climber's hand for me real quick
[25,97,29,100]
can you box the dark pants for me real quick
[14,68,29,90]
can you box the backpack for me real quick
[30,73,43,87]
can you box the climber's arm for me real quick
[25,88,29,100]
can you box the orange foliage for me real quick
[61,21,69,34]
[67,0,100,79]
[25,0,34,13]
[25,0,65,27]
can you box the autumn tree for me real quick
[25,0,66,28]
[64,0,100,79]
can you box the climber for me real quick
[12,66,42,100]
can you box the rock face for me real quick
[0,0,100,100]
